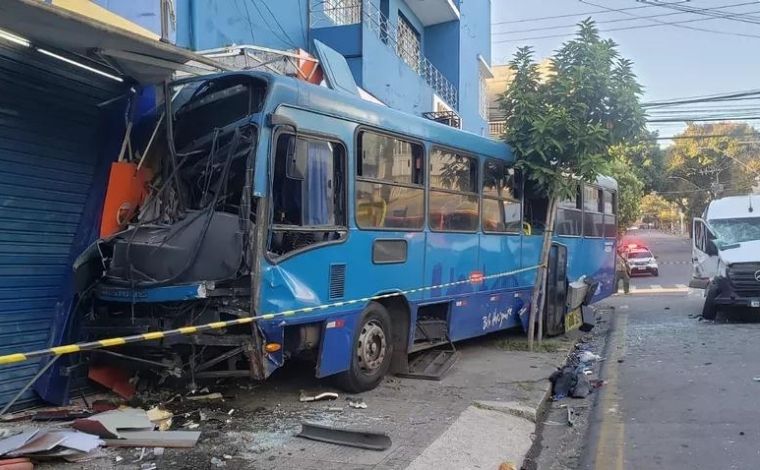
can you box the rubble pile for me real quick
[0,386,237,468]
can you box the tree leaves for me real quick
[501,20,646,200]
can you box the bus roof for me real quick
[255,71,513,162]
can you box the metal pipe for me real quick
[0,356,60,416]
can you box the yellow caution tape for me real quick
[0,265,543,366]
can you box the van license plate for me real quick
[751,300,760,308]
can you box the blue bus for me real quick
[82,70,618,392]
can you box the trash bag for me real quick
[550,366,593,399]
[571,373,592,398]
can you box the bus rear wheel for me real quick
[335,302,393,393]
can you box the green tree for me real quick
[605,154,644,230]
[640,193,681,229]
[664,122,760,225]
[501,19,645,349]
[609,131,666,193]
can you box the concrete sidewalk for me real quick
[36,331,568,470]
[217,333,564,470]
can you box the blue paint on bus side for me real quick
[92,71,617,383]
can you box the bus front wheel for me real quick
[335,302,393,393]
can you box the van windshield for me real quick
[709,217,760,245]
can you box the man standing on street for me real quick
[615,252,630,294]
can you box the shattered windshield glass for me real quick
[709,217,760,245]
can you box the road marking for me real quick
[594,312,627,470]
[650,284,663,289]
[676,284,688,289]
[630,287,688,294]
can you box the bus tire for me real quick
[335,302,393,393]
[702,284,719,320]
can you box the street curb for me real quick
[404,378,553,469]
[579,307,620,470]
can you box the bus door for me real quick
[425,148,480,341]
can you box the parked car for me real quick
[625,247,659,276]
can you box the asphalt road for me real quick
[586,230,760,469]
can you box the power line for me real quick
[653,133,760,140]
[648,116,760,123]
[494,9,688,35]
[578,0,760,40]
[493,1,758,36]
[490,4,654,26]
[636,0,760,25]
[494,5,760,43]
[643,89,760,108]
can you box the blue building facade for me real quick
[94,0,493,135]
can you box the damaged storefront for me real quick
[0,0,222,409]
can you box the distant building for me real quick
[485,59,553,139]
[96,0,494,136]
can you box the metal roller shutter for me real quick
[0,40,125,407]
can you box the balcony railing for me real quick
[489,121,506,138]
[310,0,458,109]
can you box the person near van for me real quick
[615,252,630,294]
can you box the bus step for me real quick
[397,344,458,381]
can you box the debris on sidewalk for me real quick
[31,410,91,421]
[498,462,517,470]
[1,406,86,423]
[347,398,367,409]
[72,408,153,439]
[0,429,103,463]
[550,364,597,399]
[577,351,602,363]
[299,391,338,403]
[146,407,173,432]
[0,457,33,469]
[0,430,39,456]
[88,365,136,400]
[185,393,223,402]
[566,406,579,427]
[297,422,391,450]
[103,430,200,448]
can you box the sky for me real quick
[491,0,760,138]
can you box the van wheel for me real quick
[335,303,393,393]
[702,284,719,320]
[652,269,659,277]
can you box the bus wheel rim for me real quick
[357,320,387,372]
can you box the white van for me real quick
[691,194,760,319]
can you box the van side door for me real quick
[691,217,719,285]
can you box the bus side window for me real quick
[482,158,521,233]
[429,148,479,232]
[582,186,604,238]
[269,134,346,257]
[603,190,616,238]
[355,131,425,230]
[555,186,582,236]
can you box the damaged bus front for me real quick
[78,73,275,383]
